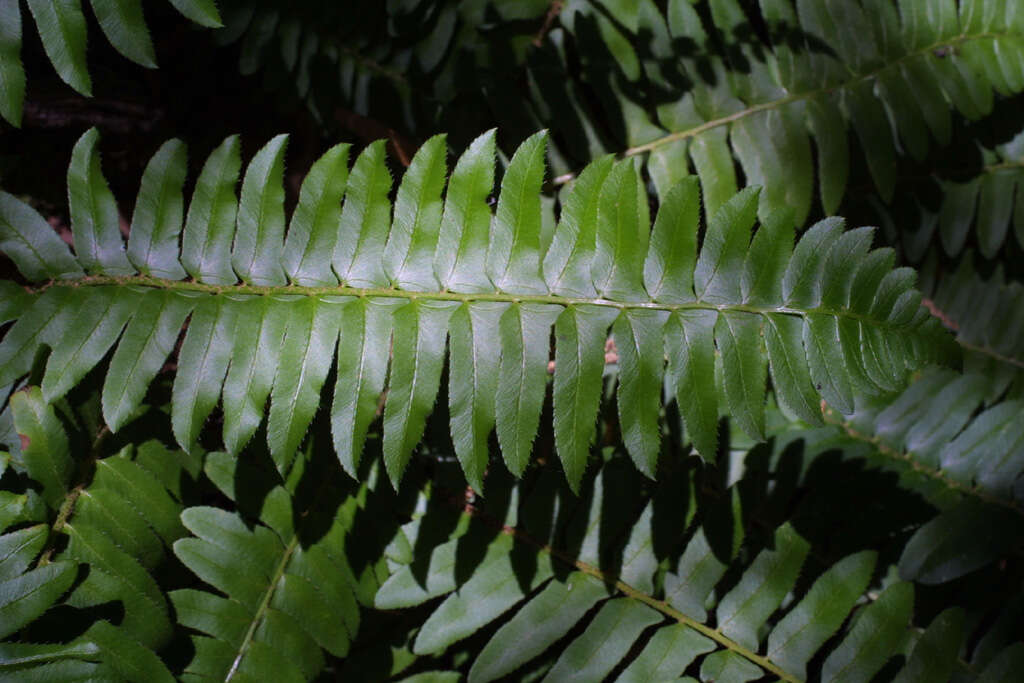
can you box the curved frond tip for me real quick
[0,128,954,491]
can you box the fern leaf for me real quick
[282,143,350,286]
[549,0,1024,223]
[385,134,448,291]
[821,366,1024,583]
[921,257,1024,399]
[0,129,953,489]
[233,134,289,286]
[0,561,77,639]
[0,192,81,281]
[0,0,218,119]
[89,0,156,69]
[371,451,986,682]
[24,0,91,95]
[171,450,363,681]
[2,391,191,679]
[127,139,188,279]
[181,135,242,285]
[436,129,496,293]
[0,0,24,127]
[891,607,965,683]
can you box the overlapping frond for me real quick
[921,255,1024,397]
[0,387,196,680]
[887,124,1024,261]
[824,366,1024,584]
[170,448,364,682]
[371,455,1024,682]
[0,127,953,491]
[212,0,479,132]
[0,0,222,127]
[538,0,1024,225]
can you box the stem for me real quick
[35,425,110,566]
[35,275,917,333]
[225,536,300,682]
[923,297,1024,370]
[456,498,801,682]
[820,404,1024,518]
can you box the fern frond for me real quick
[934,128,1024,259]
[823,366,1024,584]
[0,387,192,680]
[0,0,221,127]
[542,0,1024,224]
[170,448,364,682]
[212,1,492,136]
[921,255,1024,399]
[0,128,953,491]
[371,453,1019,682]
[865,115,1024,262]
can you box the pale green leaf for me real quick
[333,141,393,288]
[267,296,344,472]
[488,130,548,294]
[613,309,668,477]
[331,297,400,477]
[716,311,766,441]
[644,176,699,304]
[85,620,175,683]
[68,128,133,275]
[89,0,156,68]
[413,551,553,655]
[282,143,350,286]
[435,129,496,293]
[694,187,759,303]
[553,305,618,491]
[495,303,562,476]
[469,572,608,683]
[665,310,719,461]
[171,296,235,453]
[181,135,241,286]
[448,302,506,493]
[221,296,287,454]
[25,0,91,94]
[0,562,76,639]
[716,524,810,650]
[232,134,288,286]
[0,525,48,580]
[767,550,877,680]
[102,290,193,432]
[383,300,459,486]
[542,599,661,682]
[821,581,913,683]
[127,139,187,279]
[593,160,648,301]
[10,387,71,508]
[41,287,140,402]
[764,313,823,425]
[0,192,82,280]
[617,623,715,683]
[544,155,615,298]
[804,313,854,414]
[383,134,448,291]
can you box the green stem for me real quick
[458,500,801,682]
[35,425,109,567]
[225,536,300,682]
[34,275,917,333]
